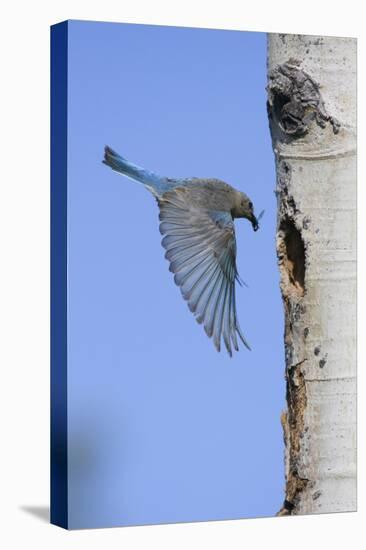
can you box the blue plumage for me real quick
[103,146,260,355]
[103,146,176,197]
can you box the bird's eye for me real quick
[248,201,253,209]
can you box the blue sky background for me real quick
[66,20,285,529]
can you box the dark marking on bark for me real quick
[304,327,309,339]
[280,360,309,514]
[280,499,295,515]
[319,354,327,368]
[314,346,321,356]
[276,161,300,219]
[302,216,311,230]
[277,360,309,516]
[312,37,324,46]
[279,34,287,45]
[278,219,305,298]
[267,60,340,140]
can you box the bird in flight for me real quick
[103,146,261,356]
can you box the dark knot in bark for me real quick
[267,60,340,138]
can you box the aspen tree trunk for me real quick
[267,34,356,515]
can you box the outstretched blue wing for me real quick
[158,186,250,356]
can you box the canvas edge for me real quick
[50,20,69,530]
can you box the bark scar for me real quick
[278,360,309,515]
[276,162,305,299]
[274,158,309,515]
[278,219,305,298]
[267,60,340,138]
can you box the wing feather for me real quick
[158,187,250,354]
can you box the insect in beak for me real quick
[251,210,265,231]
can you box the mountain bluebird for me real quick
[103,146,260,356]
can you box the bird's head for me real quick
[232,192,260,231]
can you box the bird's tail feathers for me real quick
[103,146,164,195]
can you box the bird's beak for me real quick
[250,214,259,232]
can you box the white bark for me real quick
[267,34,356,515]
